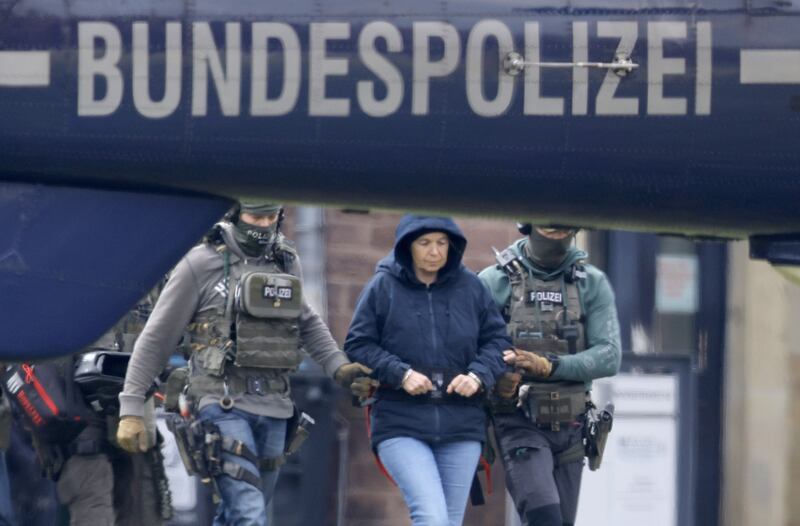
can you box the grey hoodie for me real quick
[119,223,349,419]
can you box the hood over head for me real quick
[378,215,467,282]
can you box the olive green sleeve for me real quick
[477,265,512,311]
[549,268,622,383]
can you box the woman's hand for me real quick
[402,369,434,395]
[446,374,481,397]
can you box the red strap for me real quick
[21,364,59,416]
[21,364,34,384]
[365,405,396,486]
[479,455,493,495]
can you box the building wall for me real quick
[323,210,521,525]
[723,242,796,526]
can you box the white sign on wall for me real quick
[575,373,679,526]
[656,254,699,314]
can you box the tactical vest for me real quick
[502,254,589,429]
[187,244,304,382]
[507,268,585,357]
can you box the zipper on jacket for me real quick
[427,288,438,355]
[427,287,442,441]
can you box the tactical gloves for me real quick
[334,362,377,400]
[496,371,522,399]
[503,349,553,378]
[350,376,378,400]
[513,350,553,377]
[116,415,149,453]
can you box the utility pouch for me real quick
[285,409,315,457]
[167,415,262,489]
[585,402,614,471]
[166,415,203,478]
[236,272,302,319]
[164,368,189,413]
[520,383,587,428]
[557,325,579,354]
[194,344,230,377]
[234,317,302,369]
[260,407,316,471]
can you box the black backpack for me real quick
[1,359,92,444]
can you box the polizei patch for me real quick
[528,291,563,304]
[263,285,293,300]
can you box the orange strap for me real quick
[479,454,493,495]
[365,404,396,485]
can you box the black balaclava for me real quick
[525,228,576,269]
[233,201,282,257]
[234,221,279,257]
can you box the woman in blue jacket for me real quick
[344,215,510,526]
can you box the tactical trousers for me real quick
[494,413,584,526]
[198,404,287,526]
[55,450,164,526]
[56,454,114,526]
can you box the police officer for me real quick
[479,224,621,526]
[116,201,370,525]
[22,289,168,526]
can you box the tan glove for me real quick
[350,376,379,401]
[116,416,148,453]
[512,350,553,378]
[496,372,522,399]
[334,362,372,389]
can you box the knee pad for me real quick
[524,503,562,526]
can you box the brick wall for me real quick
[323,210,520,525]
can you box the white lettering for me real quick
[524,22,564,115]
[309,22,351,117]
[466,20,515,117]
[572,22,589,116]
[412,22,460,115]
[251,22,301,116]
[647,21,687,115]
[132,22,181,119]
[78,22,123,116]
[192,22,241,117]
[596,21,638,115]
[357,21,403,117]
[695,21,712,115]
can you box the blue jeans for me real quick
[377,437,481,526]
[198,405,287,526]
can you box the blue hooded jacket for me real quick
[344,215,510,447]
